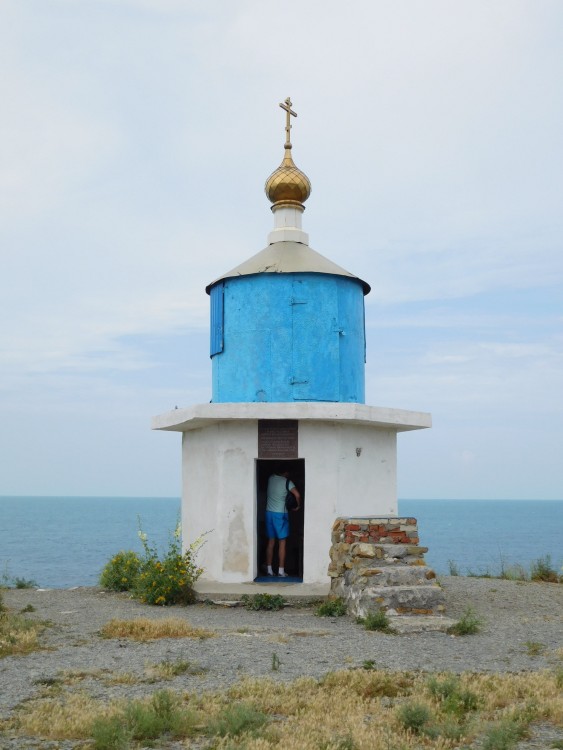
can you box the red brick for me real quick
[346,524,360,531]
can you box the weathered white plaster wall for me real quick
[182,421,257,584]
[299,422,397,583]
[180,415,400,587]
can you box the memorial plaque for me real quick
[258,420,298,459]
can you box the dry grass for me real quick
[99,616,214,641]
[268,630,329,644]
[4,669,562,748]
[146,659,207,680]
[0,611,46,657]
[10,692,119,739]
[267,633,289,644]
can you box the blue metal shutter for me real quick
[210,282,224,357]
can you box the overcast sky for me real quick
[1,0,562,500]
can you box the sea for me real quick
[0,497,561,589]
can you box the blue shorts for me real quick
[265,511,289,540]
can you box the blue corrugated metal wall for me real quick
[210,273,365,403]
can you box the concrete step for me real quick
[388,615,457,633]
[344,583,446,618]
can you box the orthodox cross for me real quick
[279,97,297,146]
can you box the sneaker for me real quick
[277,571,289,578]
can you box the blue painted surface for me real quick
[209,282,224,356]
[210,273,365,403]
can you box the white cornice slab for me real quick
[151,402,431,433]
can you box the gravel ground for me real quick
[1,576,562,748]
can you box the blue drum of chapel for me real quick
[209,272,366,403]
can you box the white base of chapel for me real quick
[152,402,431,588]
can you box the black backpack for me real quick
[285,479,298,511]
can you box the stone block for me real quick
[351,543,377,558]
[356,566,433,587]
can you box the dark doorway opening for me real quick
[255,459,305,582]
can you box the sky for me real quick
[1,0,562,500]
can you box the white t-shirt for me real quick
[266,474,295,513]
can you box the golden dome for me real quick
[265,147,311,208]
[265,97,311,209]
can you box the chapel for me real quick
[153,99,441,613]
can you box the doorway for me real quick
[255,459,305,582]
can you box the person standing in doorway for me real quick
[265,464,301,577]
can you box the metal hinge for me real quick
[332,318,345,334]
[290,376,309,385]
[290,298,308,305]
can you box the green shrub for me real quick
[427,675,459,700]
[13,577,37,589]
[315,597,347,617]
[358,609,394,633]
[524,640,545,657]
[427,675,479,717]
[92,690,195,748]
[530,555,559,583]
[0,591,4,613]
[481,718,525,750]
[134,691,191,739]
[92,715,130,750]
[447,607,483,635]
[206,703,268,737]
[133,523,205,606]
[0,571,38,589]
[99,551,141,592]
[397,702,432,734]
[241,593,286,611]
